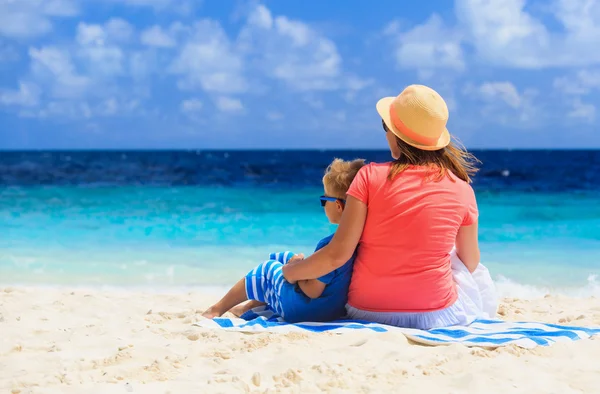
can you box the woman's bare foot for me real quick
[201,305,223,319]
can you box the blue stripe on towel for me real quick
[214,319,234,328]
[541,322,600,335]
[193,307,600,349]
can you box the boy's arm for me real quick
[297,279,326,299]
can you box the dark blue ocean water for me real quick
[1,150,600,296]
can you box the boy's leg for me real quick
[203,259,287,319]
[229,300,266,317]
[244,260,287,317]
[202,278,248,319]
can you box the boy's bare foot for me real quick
[200,278,250,319]
[201,305,223,319]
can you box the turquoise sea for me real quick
[1,150,599,298]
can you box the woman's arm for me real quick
[282,196,367,283]
[455,222,480,273]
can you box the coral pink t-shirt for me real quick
[346,162,478,313]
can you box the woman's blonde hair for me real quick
[385,121,480,183]
[323,158,366,198]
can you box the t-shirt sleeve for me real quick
[314,235,335,284]
[462,185,479,226]
[346,165,369,204]
[317,270,335,284]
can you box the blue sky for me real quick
[1,0,599,149]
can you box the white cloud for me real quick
[465,81,539,125]
[551,0,600,42]
[553,69,600,125]
[77,23,106,46]
[170,20,247,94]
[476,82,522,109]
[215,96,244,113]
[29,46,90,99]
[554,69,600,95]
[275,17,312,46]
[237,5,342,91]
[455,0,552,68]
[0,0,78,38]
[76,20,133,78]
[104,18,135,42]
[460,0,600,67]
[388,0,600,70]
[102,0,192,11]
[568,98,596,122]
[181,98,203,113]
[342,76,375,102]
[77,19,133,45]
[5,16,155,120]
[44,0,78,16]
[19,97,139,119]
[112,0,173,6]
[246,3,273,29]
[19,100,87,119]
[345,76,373,91]
[1,3,373,127]
[156,4,368,98]
[18,17,150,120]
[141,26,176,48]
[302,94,324,109]
[129,51,157,80]
[0,81,40,107]
[98,98,118,116]
[79,45,123,77]
[266,111,283,121]
[384,14,465,72]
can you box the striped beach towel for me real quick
[193,306,600,349]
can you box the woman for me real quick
[282,84,482,329]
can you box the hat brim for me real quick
[376,97,450,151]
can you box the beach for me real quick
[1,286,599,393]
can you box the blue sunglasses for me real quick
[320,195,346,207]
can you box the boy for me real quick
[202,158,366,323]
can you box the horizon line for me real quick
[1,148,600,152]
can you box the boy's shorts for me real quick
[244,252,304,320]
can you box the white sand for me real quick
[1,287,599,394]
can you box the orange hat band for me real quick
[389,105,439,146]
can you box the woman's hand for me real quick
[282,195,367,283]
[287,253,304,265]
[284,254,304,284]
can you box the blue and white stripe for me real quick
[194,306,600,349]
[244,251,296,318]
[269,251,295,264]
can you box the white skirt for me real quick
[346,250,498,330]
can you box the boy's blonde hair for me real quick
[322,158,366,199]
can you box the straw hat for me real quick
[376,84,450,151]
